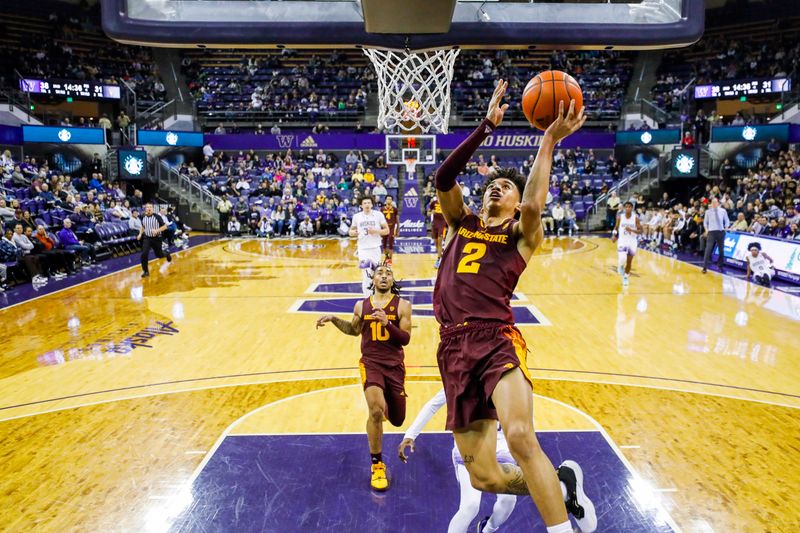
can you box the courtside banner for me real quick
[398,182,427,237]
[723,231,800,282]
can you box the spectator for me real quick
[299,215,314,237]
[98,114,113,129]
[217,194,233,234]
[730,212,748,232]
[117,112,130,131]
[270,123,281,135]
[605,191,620,229]
[58,219,96,264]
[385,175,399,189]
[129,209,143,235]
[4,228,47,284]
[562,201,579,237]
[552,202,565,235]
[681,131,695,148]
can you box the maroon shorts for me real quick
[359,358,407,427]
[382,230,396,251]
[432,221,447,240]
[436,321,532,431]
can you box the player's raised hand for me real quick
[315,315,335,329]
[485,79,510,128]
[398,437,415,463]
[544,100,586,142]
[370,308,389,326]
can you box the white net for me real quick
[363,48,460,134]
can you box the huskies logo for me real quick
[404,187,419,209]
[57,129,72,142]
[276,135,295,149]
[165,132,179,146]
[124,155,144,176]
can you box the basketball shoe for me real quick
[557,460,597,532]
[371,462,389,492]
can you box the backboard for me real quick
[386,135,436,173]
[102,0,704,50]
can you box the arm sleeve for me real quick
[385,321,410,346]
[403,389,447,441]
[435,118,495,192]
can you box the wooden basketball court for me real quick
[0,236,797,531]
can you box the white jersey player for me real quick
[398,389,596,533]
[349,196,389,295]
[745,242,774,287]
[612,201,643,287]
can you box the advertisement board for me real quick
[722,231,800,283]
[22,125,106,145]
[138,130,204,147]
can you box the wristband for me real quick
[385,321,410,346]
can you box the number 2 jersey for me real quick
[433,213,526,327]
[360,294,405,365]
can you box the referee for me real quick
[137,203,172,278]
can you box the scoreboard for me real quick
[19,78,121,100]
[694,78,791,100]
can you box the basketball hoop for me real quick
[363,47,460,134]
[403,158,418,174]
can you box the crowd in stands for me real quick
[185,50,371,123]
[0,1,165,113]
[651,18,800,127]
[190,147,397,237]
[605,148,800,255]
[0,150,188,292]
[453,50,632,124]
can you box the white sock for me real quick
[546,521,573,533]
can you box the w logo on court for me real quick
[404,188,419,209]
[289,279,549,325]
[276,135,295,149]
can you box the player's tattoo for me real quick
[463,455,474,464]
[500,463,530,495]
[331,316,357,336]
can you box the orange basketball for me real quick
[521,70,583,131]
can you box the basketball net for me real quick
[403,157,417,174]
[363,48,460,134]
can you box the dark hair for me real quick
[360,195,374,204]
[624,201,634,207]
[369,264,401,295]
[748,242,761,251]
[486,168,526,199]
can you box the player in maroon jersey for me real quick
[316,265,412,492]
[432,80,597,533]
[429,197,447,268]
[381,196,398,265]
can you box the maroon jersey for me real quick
[430,199,445,224]
[382,205,398,229]
[360,294,404,365]
[433,213,526,326]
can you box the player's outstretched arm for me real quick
[435,79,509,228]
[517,100,585,259]
[398,389,447,463]
[316,301,363,336]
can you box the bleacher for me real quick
[651,17,800,111]
[185,49,371,125]
[453,50,633,124]
[0,0,165,113]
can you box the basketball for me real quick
[521,70,583,131]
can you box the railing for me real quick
[156,162,218,212]
[0,86,35,123]
[137,99,178,130]
[591,158,661,216]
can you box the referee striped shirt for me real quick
[142,214,164,237]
